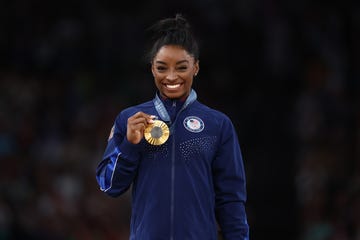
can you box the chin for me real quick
[166,94,181,99]
[163,91,182,99]
[161,88,189,100]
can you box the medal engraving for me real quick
[144,120,170,145]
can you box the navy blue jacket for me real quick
[96,90,249,239]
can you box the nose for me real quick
[166,70,177,81]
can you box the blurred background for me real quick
[0,0,359,239]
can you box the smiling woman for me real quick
[95,13,250,240]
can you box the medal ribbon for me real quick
[153,89,197,131]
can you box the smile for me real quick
[165,84,181,89]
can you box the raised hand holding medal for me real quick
[126,112,169,145]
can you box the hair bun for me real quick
[174,14,189,30]
[158,13,189,34]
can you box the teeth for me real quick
[166,84,180,89]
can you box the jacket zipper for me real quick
[170,135,175,240]
[170,100,176,240]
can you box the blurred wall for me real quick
[0,1,359,240]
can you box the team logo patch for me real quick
[183,116,204,133]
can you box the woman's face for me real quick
[151,45,199,99]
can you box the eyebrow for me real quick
[155,60,189,65]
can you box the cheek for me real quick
[154,73,162,79]
[153,76,162,88]
[184,73,195,82]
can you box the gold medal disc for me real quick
[144,120,170,145]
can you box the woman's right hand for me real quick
[126,112,155,144]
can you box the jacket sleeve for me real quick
[213,116,249,240]
[96,112,142,197]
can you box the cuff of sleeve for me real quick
[119,137,141,162]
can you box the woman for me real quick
[96,13,249,240]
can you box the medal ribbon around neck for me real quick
[144,89,197,145]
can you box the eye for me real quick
[177,66,188,71]
[156,66,167,72]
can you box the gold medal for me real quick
[144,120,170,145]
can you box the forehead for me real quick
[154,45,194,63]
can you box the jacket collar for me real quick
[153,89,197,123]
